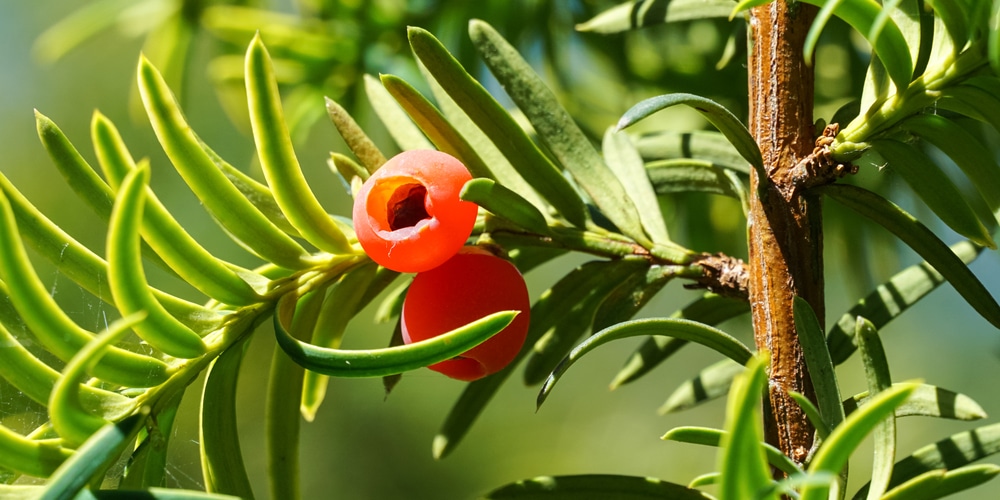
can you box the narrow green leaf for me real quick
[659,359,744,414]
[301,263,378,421]
[804,0,848,67]
[328,151,367,196]
[120,389,182,489]
[460,179,550,235]
[899,114,1000,225]
[936,85,1000,137]
[635,130,750,172]
[989,0,1000,76]
[822,184,1000,330]
[789,391,832,439]
[49,314,145,447]
[266,291,324,500]
[577,0,734,33]
[107,165,207,359]
[538,318,753,408]
[524,260,650,386]
[613,293,749,388]
[137,55,313,270]
[858,422,1000,496]
[324,97,386,174]
[592,265,675,332]
[617,93,764,179]
[275,308,517,378]
[794,297,845,431]
[0,188,169,388]
[845,383,987,421]
[0,425,72,478]
[201,338,255,499]
[380,73,498,183]
[35,110,114,220]
[924,0,970,51]
[471,20,649,244]
[92,111,263,306]
[245,35,353,255]
[801,383,917,500]
[483,474,714,499]
[662,426,801,477]
[40,410,148,500]
[411,62,548,213]
[646,159,747,198]
[718,353,771,500]
[799,0,914,89]
[856,317,895,500]
[363,74,432,151]
[408,26,590,228]
[0,171,224,334]
[827,240,979,365]
[879,464,1000,500]
[93,488,243,499]
[213,151,302,237]
[603,128,670,243]
[0,317,132,417]
[872,139,994,248]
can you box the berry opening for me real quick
[387,183,429,230]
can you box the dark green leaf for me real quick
[827,240,980,365]
[856,317,895,499]
[409,26,590,228]
[538,318,753,408]
[612,293,748,388]
[794,297,845,431]
[854,422,1000,498]
[41,411,148,500]
[603,128,670,243]
[484,474,713,499]
[658,359,744,415]
[617,93,763,179]
[871,138,994,248]
[822,184,1000,330]
[879,465,1000,500]
[471,20,647,243]
[201,338,255,499]
[845,383,987,421]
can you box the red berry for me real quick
[401,247,531,381]
[352,150,478,273]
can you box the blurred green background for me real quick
[3,1,1000,498]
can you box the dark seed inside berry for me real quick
[387,183,430,230]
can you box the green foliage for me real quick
[4,0,1000,498]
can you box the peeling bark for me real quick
[747,0,822,467]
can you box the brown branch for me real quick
[748,0,822,468]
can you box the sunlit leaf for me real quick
[718,353,771,500]
[856,317,895,499]
[879,464,1000,500]
[577,0,734,34]
[662,426,801,477]
[363,74,433,151]
[461,179,550,235]
[603,128,670,243]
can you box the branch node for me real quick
[686,253,749,301]
[789,123,857,191]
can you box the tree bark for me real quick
[747,1,821,467]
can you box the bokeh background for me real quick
[3,1,1000,498]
